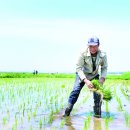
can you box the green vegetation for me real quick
[107,71,130,80]
[91,80,112,101]
[0,71,130,79]
[0,71,130,129]
[124,112,130,128]
[0,72,75,78]
[0,77,94,129]
[0,78,130,129]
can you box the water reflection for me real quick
[93,118,102,130]
[63,112,114,130]
[64,116,103,130]
[64,117,75,130]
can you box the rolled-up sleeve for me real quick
[76,53,86,80]
[101,54,108,78]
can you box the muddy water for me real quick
[47,92,130,130]
[0,80,130,130]
[1,93,130,130]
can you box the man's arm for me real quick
[76,52,86,81]
[100,54,108,84]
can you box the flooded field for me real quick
[0,78,130,130]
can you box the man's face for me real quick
[88,45,99,54]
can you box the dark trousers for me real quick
[68,73,101,107]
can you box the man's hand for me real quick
[84,78,93,89]
[99,77,105,85]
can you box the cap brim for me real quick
[88,42,98,46]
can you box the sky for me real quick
[0,0,130,73]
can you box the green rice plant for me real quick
[60,119,65,129]
[54,106,59,114]
[12,124,16,130]
[30,125,33,130]
[104,115,113,130]
[113,85,123,111]
[61,84,65,88]
[102,88,113,101]
[2,116,7,125]
[27,112,31,121]
[33,110,37,118]
[83,115,91,130]
[91,80,112,101]
[120,86,130,102]
[83,118,88,130]
[40,101,42,106]
[11,118,18,130]
[87,115,91,128]
[48,110,54,124]
[39,118,42,129]
[20,116,23,124]
[52,126,57,130]
[105,118,109,130]
[105,101,109,112]
[43,115,47,126]
[91,80,101,90]
[124,112,130,128]
[15,117,18,128]
[115,95,123,111]
[7,109,10,119]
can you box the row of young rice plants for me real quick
[0,77,75,130]
[82,79,130,130]
[55,80,115,130]
[119,80,130,128]
[49,80,94,129]
[112,80,130,129]
[0,78,130,130]
[51,79,130,130]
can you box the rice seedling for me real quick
[113,85,123,111]
[83,118,88,130]
[124,112,130,128]
[7,108,10,119]
[104,118,110,130]
[120,86,130,102]
[91,80,112,101]
[39,118,43,129]
[27,112,31,121]
[30,125,33,130]
[14,117,18,128]
[2,116,7,125]
[48,110,54,124]
[32,110,37,118]
[60,119,65,129]
[1,77,130,129]
[83,115,92,130]
[87,115,91,128]
[11,124,16,130]
[105,101,109,113]
[115,95,123,111]
[61,84,65,88]
[52,126,57,130]
[20,116,23,124]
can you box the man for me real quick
[64,36,108,118]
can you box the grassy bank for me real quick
[0,71,130,80]
[0,72,76,78]
[107,71,130,80]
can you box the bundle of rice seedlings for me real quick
[91,79,101,90]
[102,89,112,101]
[91,80,112,101]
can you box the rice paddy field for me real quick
[0,76,130,130]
